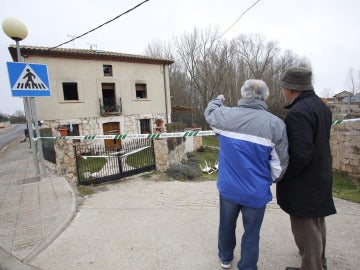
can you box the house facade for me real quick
[333,90,353,102]
[9,45,174,148]
[342,93,360,103]
[326,90,360,120]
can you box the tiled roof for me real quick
[8,45,174,65]
[333,91,353,98]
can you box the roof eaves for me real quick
[8,45,175,65]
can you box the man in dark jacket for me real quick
[276,67,337,270]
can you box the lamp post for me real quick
[2,17,41,175]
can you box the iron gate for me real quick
[75,139,155,185]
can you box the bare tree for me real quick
[319,88,333,99]
[345,67,358,95]
[145,39,188,108]
[14,109,25,117]
[173,26,235,127]
[231,34,280,79]
[145,39,174,59]
[145,28,310,125]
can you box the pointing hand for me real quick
[216,94,225,101]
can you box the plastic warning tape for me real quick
[332,118,360,125]
[34,130,216,141]
[32,118,360,141]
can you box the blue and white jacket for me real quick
[204,98,289,208]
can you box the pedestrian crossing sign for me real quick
[6,62,50,97]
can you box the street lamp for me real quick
[2,18,28,37]
[2,17,28,61]
[2,17,41,175]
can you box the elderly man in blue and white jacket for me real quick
[204,79,289,270]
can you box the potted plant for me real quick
[58,127,68,136]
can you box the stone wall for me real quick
[52,120,360,185]
[329,103,360,121]
[52,136,189,183]
[47,119,200,182]
[153,138,187,172]
[330,121,360,182]
[41,114,167,139]
[328,103,360,115]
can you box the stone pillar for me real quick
[184,128,203,151]
[153,139,169,172]
[153,138,187,172]
[55,140,77,184]
[192,128,203,150]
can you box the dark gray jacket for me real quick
[276,91,337,217]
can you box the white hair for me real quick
[240,79,269,101]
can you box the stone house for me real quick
[8,45,174,148]
[333,90,353,102]
[342,93,360,103]
[327,90,360,120]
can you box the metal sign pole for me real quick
[30,97,47,175]
[24,96,40,174]
[16,40,40,175]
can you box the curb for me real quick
[0,247,40,270]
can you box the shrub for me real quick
[186,152,200,168]
[166,163,202,180]
[166,153,202,180]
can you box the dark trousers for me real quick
[218,196,265,270]
[290,215,327,270]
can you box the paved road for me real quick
[29,177,359,270]
[0,124,26,150]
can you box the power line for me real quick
[49,0,259,50]
[50,0,150,50]
[218,0,262,39]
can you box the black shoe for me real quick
[286,268,300,270]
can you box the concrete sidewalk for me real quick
[0,134,359,269]
[30,178,359,269]
[0,136,77,269]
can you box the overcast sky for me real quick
[1,0,359,114]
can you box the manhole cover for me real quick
[17,176,41,185]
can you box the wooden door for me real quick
[103,122,121,149]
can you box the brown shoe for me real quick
[286,268,300,270]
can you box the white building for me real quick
[8,45,174,148]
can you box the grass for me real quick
[332,171,360,203]
[77,185,95,196]
[200,137,360,202]
[193,146,219,180]
[77,157,107,181]
[193,135,219,180]
[126,148,155,168]
[202,135,219,147]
